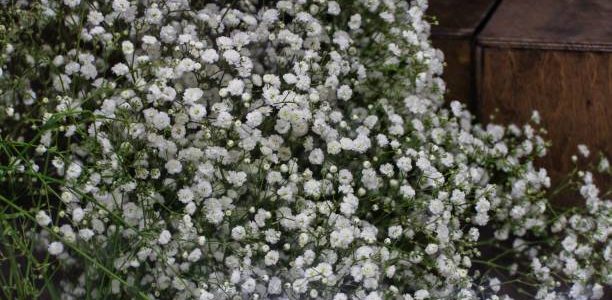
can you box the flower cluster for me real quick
[0,1,609,300]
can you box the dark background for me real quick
[430,0,612,203]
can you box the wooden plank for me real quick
[431,38,473,104]
[429,0,499,106]
[476,0,612,199]
[430,0,499,38]
[478,0,612,51]
[478,48,612,200]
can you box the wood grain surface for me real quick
[432,38,474,107]
[478,0,612,51]
[477,48,612,201]
[429,0,499,108]
[430,0,499,38]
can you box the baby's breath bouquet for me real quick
[0,0,610,299]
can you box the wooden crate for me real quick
[476,0,612,196]
[429,0,499,109]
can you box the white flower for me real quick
[308,148,324,165]
[388,225,402,239]
[198,289,214,300]
[65,62,80,75]
[267,277,282,295]
[468,228,480,242]
[231,226,246,241]
[80,63,97,80]
[152,111,171,130]
[334,294,348,300]
[177,187,194,203]
[379,11,395,23]
[188,248,202,262]
[330,227,354,249]
[396,157,412,172]
[6,1,610,298]
[66,162,82,179]
[425,244,438,255]
[112,0,130,13]
[349,14,362,30]
[264,250,280,266]
[562,235,578,252]
[303,180,322,197]
[213,111,233,128]
[36,211,52,226]
[223,50,240,65]
[204,199,224,225]
[145,6,163,24]
[531,110,541,123]
[429,199,444,215]
[111,63,130,76]
[60,191,76,204]
[327,1,341,15]
[414,290,430,300]
[592,284,604,299]
[160,25,177,43]
[598,157,610,172]
[165,159,182,174]
[327,141,342,155]
[489,277,501,293]
[340,194,359,216]
[379,163,394,177]
[183,88,204,104]
[475,198,490,213]
[53,74,71,91]
[78,229,95,241]
[72,208,84,223]
[227,79,245,96]
[201,49,219,64]
[283,73,298,84]
[63,0,81,8]
[246,111,263,127]
[262,9,279,23]
[361,168,379,190]
[337,85,353,101]
[333,31,351,50]
[188,104,207,121]
[577,144,590,157]
[121,40,134,55]
[226,171,247,187]
[48,242,64,256]
[158,230,171,245]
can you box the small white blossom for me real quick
[201,49,219,64]
[264,250,280,266]
[48,242,64,256]
[165,159,182,174]
[63,0,80,8]
[36,211,52,226]
[231,226,246,241]
[183,88,204,104]
[158,230,171,245]
[111,63,130,76]
[337,85,353,101]
[227,79,245,96]
[121,40,134,55]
